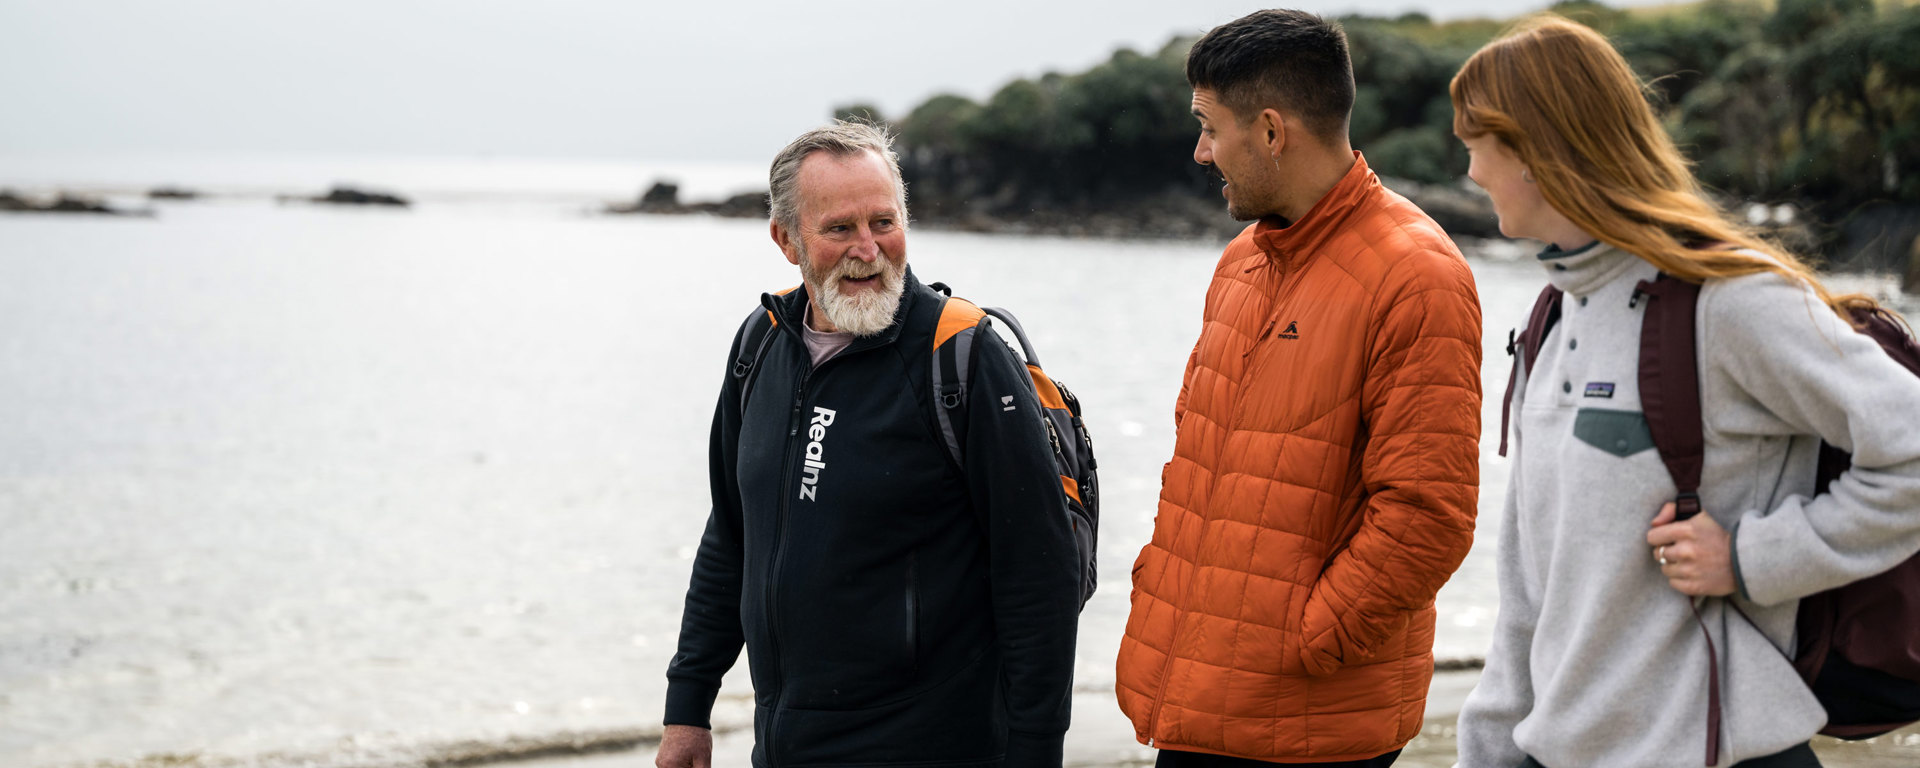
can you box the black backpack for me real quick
[732,284,1101,609]
[1502,274,1920,763]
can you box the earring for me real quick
[1523,169,1535,184]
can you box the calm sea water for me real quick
[1,167,1908,768]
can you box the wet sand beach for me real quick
[531,670,1920,768]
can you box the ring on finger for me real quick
[1656,545,1668,566]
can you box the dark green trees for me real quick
[869,2,1916,254]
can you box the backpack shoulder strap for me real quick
[732,286,800,411]
[1632,273,1719,765]
[1636,274,1726,765]
[984,305,1072,440]
[982,307,1041,369]
[1499,284,1564,457]
[931,296,987,468]
[1634,273,1706,518]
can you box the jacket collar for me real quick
[1250,150,1380,268]
[1539,240,1641,296]
[762,264,925,352]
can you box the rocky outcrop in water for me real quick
[275,186,409,207]
[313,186,409,206]
[1379,177,1500,241]
[606,181,769,219]
[634,182,682,213]
[0,190,136,215]
[904,175,1500,243]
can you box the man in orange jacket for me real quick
[1115,10,1482,767]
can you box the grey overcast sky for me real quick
[1,0,1621,163]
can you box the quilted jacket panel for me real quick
[1116,154,1482,761]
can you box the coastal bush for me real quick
[878,0,1916,256]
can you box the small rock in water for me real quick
[314,186,410,207]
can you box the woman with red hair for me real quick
[1451,14,1920,768]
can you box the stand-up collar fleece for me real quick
[1249,151,1381,270]
[1458,243,1920,767]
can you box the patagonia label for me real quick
[1585,382,1616,399]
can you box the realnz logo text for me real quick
[798,406,837,501]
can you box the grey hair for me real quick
[767,120,908,235]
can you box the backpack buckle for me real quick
[1674,492,1702,520]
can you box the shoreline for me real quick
[6,178,1911,283]
[522,670,1920,768]
[61,670,1920,768]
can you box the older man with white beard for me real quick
[656,122,1083,768]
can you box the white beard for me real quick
[800,254,905,337]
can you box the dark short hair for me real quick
[1186,9,1355,140]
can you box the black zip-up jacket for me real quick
[664,269,1080,767]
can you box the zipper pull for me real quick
[1244,320,1277,360]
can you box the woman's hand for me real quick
[1646,502,1737,597]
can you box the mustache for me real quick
[831,257,894,281]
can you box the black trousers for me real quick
[1518,741,1820,768]
[1155,747,1401,767]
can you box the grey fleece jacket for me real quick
[1456,242,1920,768]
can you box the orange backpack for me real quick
[929,283,1100,608]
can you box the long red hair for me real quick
[1450,14,1874,320]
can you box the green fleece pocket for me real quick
[1574,408,1655,457]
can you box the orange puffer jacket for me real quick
[1116,154,1482,762]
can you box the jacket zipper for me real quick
[1149,258,1302,740]
[906,551,918,677]
[1233,261,1311,430]
[763,363,811,767]
[756,293,894,762]
[1144,540,1203,743]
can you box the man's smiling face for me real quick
[780,149,908,336]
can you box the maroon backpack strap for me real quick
[1635,273,1706,518]
[1633,272,1720,765]
[1692,606,1724,767]
[1499,285,1564,457]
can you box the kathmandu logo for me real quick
[1278,321,1300,340]
[1002,395,1016,412]
[798,406,836,501]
